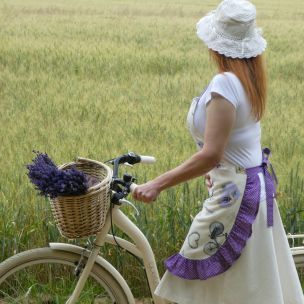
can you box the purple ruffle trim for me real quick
[165,164,276,280]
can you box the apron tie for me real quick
[261,148,278,227]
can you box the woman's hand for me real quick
[132,181,161,203]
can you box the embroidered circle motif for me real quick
[209,222,224,239]
[188,232,200,249]
[203,222,228,256]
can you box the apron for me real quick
[165,151,277,280]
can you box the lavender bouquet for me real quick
[27,151,97,198]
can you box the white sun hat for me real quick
[196,0,267,58]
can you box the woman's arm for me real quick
[132,93,236,203]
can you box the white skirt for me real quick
[154,172,304,304]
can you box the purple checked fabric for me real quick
[165,148,277,280]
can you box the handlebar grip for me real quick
[130,183,138,193]
[139,155,156,164]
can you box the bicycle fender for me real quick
[49,242,135,304]
[291,247,304,254]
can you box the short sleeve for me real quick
[204,73,239,108]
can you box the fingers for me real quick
[133,190,155,203]
[132,184,159,203]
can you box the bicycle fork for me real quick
[66,214,112,304]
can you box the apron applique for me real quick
[205,181,240,210]
[203,222,228,256]
[188,232,201,249]
[218,182,241,208]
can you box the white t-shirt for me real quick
[187,72,263,168]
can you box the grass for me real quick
[0,0,304,298]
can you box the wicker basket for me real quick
[49,157,112,239]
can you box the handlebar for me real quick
[107,152,155,204]
[106,152,156,166]
[106,152,156,178]
[129,183,138,193]
[139,156,156,164]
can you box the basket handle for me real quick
[75,157,113,191]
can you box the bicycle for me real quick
[0,152,303,303]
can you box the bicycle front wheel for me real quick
[0,247,130,304]
[293,251,304,291]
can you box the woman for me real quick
[133,0,304,303]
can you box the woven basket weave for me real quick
[49,158,112,239]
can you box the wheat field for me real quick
[0,0,304,298]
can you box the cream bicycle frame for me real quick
[54,204,168,304]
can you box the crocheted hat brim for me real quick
[196,12,267,59]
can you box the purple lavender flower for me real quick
[27,151,90,198]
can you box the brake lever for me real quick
[119,199,140,216]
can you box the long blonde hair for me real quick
[209,49,267,121]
